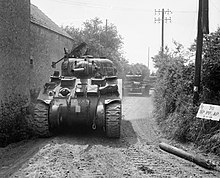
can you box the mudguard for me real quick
[104,99,121,105]
[49,102,61,130]
[37,82,56,105]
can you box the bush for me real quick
[153,47,195,142]
[0,95,30,147]
[153,29,220,155]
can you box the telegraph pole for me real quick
[106,19,108,36]
[154,9,172,55]
[105,19,108,48]
[193,0,209,104]
[161,9,164,54]
[148,47,150,69]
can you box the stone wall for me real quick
[0,0,30,145]
[0,0,30,99]
[30,22,73,97]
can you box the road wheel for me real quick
[105,102,121,138]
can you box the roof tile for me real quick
[30,4,72,39]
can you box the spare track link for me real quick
[105,102,121,138]
[30,101,51,137]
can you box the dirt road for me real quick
[0,96,220,177]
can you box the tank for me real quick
[29,43,122,138]
[123,73,150,96]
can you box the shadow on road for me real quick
[0,119,138,178]
[53,119,138,148]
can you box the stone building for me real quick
[0,0,30,138]
[0,0,73,144]
[30,4,73,93]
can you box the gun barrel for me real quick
[51,57,65,68]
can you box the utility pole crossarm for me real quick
[154,8,172,55]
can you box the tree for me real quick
[126,63,150,79]
[63,18,126,77]
[63,17,151,79]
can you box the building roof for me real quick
[30,4,73,39]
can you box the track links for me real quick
[105,102,121,138]
[29,101,51,137]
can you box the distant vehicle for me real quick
[123,74,150,96]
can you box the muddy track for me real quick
[0,95,220,177]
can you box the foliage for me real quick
[153,43,194,120]
[153,28,220,155]
[125,63,150,79]
[63,18,149,78]
[199,28,220,154]
[0,95,30,147]
[201,28,220,104]
[63,18,125,77]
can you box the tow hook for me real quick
[92,123,96,130]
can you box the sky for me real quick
[31,0,220,72]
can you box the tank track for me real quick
[105,102,121,138]
[29,101,51,137]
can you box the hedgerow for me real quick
[153,28,220,155]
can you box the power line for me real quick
[173,10,197,13]
[36,0,197,14]
[47,0,108,9]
